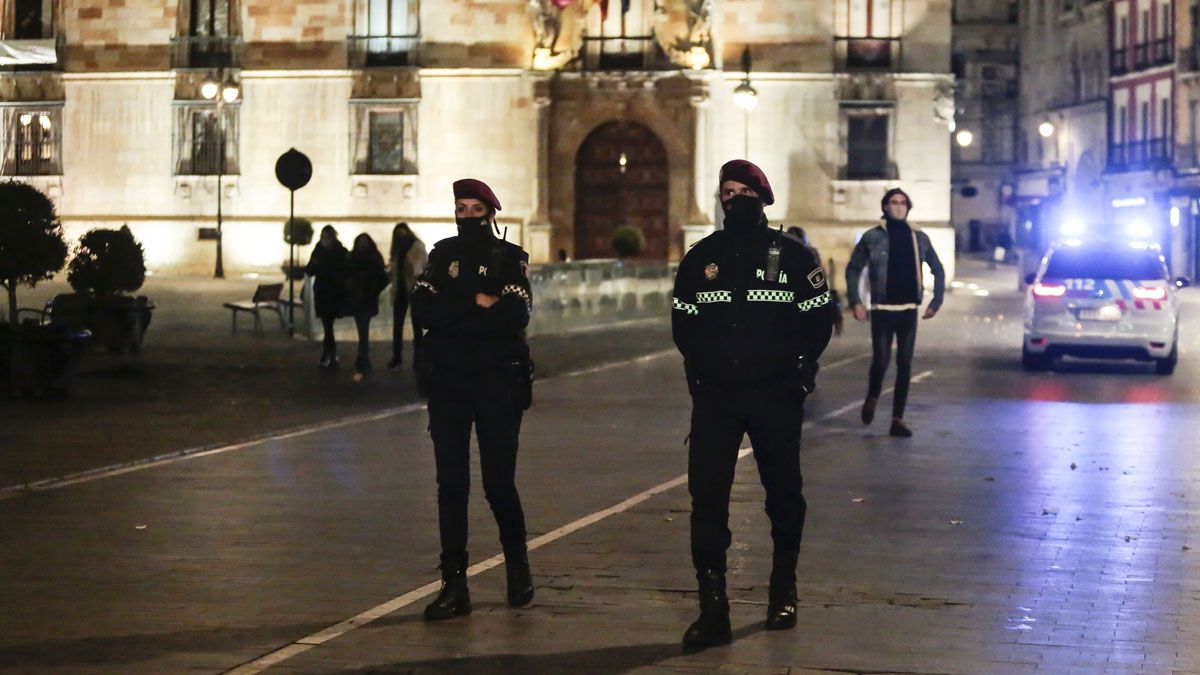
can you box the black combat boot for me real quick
[766,550,798,630]
[682,569,732,651]
[503,541,534,607]
[423,551,471,621]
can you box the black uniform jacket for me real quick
[672,224,835,388]
[411,235,532,372]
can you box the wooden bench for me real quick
[224,283,289,334]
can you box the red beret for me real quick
[719,159,774,206]
[452,178,502,212]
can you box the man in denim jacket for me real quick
[845,188,945,437]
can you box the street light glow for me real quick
[200,81,219,100]
[221,85,240,104]
[955,130,974,147]
[733,81,758,111]
[1038,121,1055,138]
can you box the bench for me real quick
[224,283,290,334]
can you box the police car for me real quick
[1022,239,1189,374]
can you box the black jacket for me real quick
[345,250,389,317]
[305,242,348,319]
[411,235,532,372]
[672,223,835,388]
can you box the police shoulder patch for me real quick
[807,268,826,289]
[449,261,460,278]
[704,263,719,281]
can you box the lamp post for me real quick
[202,72,240,279]
[732,47,758,159]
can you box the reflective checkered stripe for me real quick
[747,289,795,303]
[413,280,437,294]
[673,297,699,315]
[502,284,532,311]
[796,291,831,312]
[696,290,733,304]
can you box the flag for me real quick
[599,0,609,20]
[551,0,574,8]
[621,0,631,13]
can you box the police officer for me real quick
[411,179,535,621]
[672,160,835,650]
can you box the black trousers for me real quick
[320,316,337,357]
[688,382,806,576]
[392,291,421,363]
[867,309,919,419]
[428,367,527,555]
[354,313,372,367]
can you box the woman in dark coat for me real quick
[345,233,389,379]
[387,222,427,370]
[305,225,348,368]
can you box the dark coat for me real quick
[672,224,834,388]
[345,249,389,318]
[305,241,349,319]
[411,235,531,372]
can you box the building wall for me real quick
[3,0,953,284]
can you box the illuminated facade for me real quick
[1,0,954,284]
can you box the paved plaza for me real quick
[3,263,1200,674]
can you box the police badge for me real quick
[449,261,460,278]
[704,263,719,281]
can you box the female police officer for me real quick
[411,179,535,621]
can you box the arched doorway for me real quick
[573,120,669,259]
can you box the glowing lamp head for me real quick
[200,80,220,100]
[1126,220,1152,239]
[733,81,758,111]
[1038,121,1055,138]
[1060,219,1085,237]
[955,130,974,147]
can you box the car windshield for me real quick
[1044,248,1164,280]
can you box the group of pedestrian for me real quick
[314,163,944,654]
[304,222,427,380]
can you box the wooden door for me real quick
[574,121,669,260]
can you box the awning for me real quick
[0,39,58,66]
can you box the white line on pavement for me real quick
[818,370,934,420]
[223,366,932,675]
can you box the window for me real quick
[1117,103,1128,144]
[1190,99,1200,167]
[10,0,54,39]
[350,102,417,175]
[1160,96,1171,139]
[1045,248,1165,280]
[1141,100,1150,140]
[0,106,61,176]
[173,104,238,175]
[175,0,240,68]
[350,0,419,67]
[843,110,891,180]
[842,0,894,37]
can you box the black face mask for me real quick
[456,216,493,242]
[722,195,764,232]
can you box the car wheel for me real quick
[1155,343,1178,376]
[1022,345,1048,372]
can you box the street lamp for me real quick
[1038,121,1055,138]
[733,48,758,158]
[202,72,240,279]
[955,129,974,147]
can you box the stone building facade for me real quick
[1,0,955,285]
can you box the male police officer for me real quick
[672,160,834,650]
[411,179,535,621]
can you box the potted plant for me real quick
[66,225,153,353]
[611,225,645,259]
[282,217,314,280]
[0,181,86,397]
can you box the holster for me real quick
[512,358,535,411]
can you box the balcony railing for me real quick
[834,37,902,72]
[1108,138,1170,170]
[1111,47,1128,76]
[1181,45,1200,73]
[1133,42,1151,70]
[580,36,669,71]
[171,35,243,70]
[1152,37,1174,66]
[0,35,65,71]
[347,35,420,68]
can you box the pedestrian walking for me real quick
[345,233,389,380]
[845,188,946,438]
[411,179,535,621]
[304,225,348,369]
[672,160,835,651]
[387,222,427,370]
